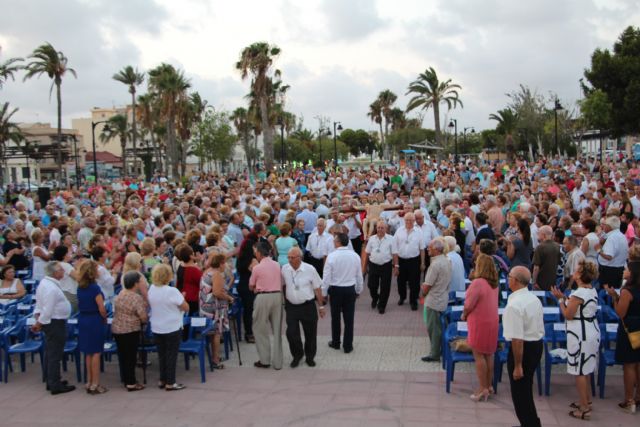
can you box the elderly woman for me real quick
[76,259,108,395]
[112,271,149,391]
[0,265,26,305]
[552,260,600,420]
[462,253,499,402]
[148,264,189,391]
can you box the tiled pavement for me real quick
[0,293,635,426]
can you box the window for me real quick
[22,167,30,179]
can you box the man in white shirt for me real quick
[305,219,333,277]
[344,212,363,255]
[392,213,426,310]
[597,215,628,288]
[33,262,75,395]
[361,221,394,314]
[503,266,544,427]
[282,247,325,368]
[630,185,640,218]
[322,233,363,354]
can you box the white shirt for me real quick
[631,196,640,219]
[503,288,545,342]
[305,231,333,259]
[148,285,186,334]
[417,221,438,247]
[599,229,628,267]
[344,216,362,239]
[316,204,330,219]
[282,262,322,305]
[447,252,466,292]
[59,262,78,294]
[49,228,61,246]
[392,226,425,259]
[321,247,364,296]
[365,234,394,265]
[34,276,71,324]
[96,264,116,301]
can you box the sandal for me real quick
[165,383,186,391]
[618,400,636,414]
[126,383,145,392]
[211,362,225,370]
[568,408,591,420]
[157,381,166,389]
[570,401,592,409]
[88,384,108,395]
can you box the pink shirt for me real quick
[249,257,282,293]
[625,223,637,246]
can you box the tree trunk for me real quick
[121,139,127,175]
[433,102,441,147]
[131,90,137,176]
[379,122,385,160]
[167,112,179,179]
[150,130,161,175]
[56,79,64,186]
[259,96,273,170]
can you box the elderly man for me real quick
[282,247,325,368]
[443,236,465,292]
[362,221,394,314]
[596,215,629,288]
[296,201,319,241]
[33,262,75,395]
[305,218,333,277]
[323,233,363,354]
[249,242,284,370]
[504,266,544,427]
[392,212,426,310]
[532,225,561,290]
[421,238,451,362]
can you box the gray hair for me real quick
[44,261,61,277]
[430,237,445,254]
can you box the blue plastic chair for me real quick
[597,322,620,398]
[179,317,214,383]
[444,321,475,393]
[542,307,561,323]
[440,306,464,369]
[2,317,44,383]
[492,325,543,395]
[62,318,81,383]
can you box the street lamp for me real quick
[448,119,458,163]
[72,136,81,189]
[91,120,109,184]
[554,98,563,156]
[333,121,343,169]
[463,126,475,160]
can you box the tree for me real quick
[231,107,255,171]
[136,92,163,174]
[367,100,384,155]
[148,63,190,179]
[377,89,398,140]
[339,128,376,157]
[386,128,434,153]
[406,67,463,147]
[113,66,145,175]
[23,42,76,185]
[506,84,547,158]
[99,114,128,174]
[190,109,236,172]
[236,42,281,170]
[489,108,518,160]
[583,26,640,137]
[0,103,23,186]
[0,51,23,89]
[579,89,613,131]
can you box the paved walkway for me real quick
[0,295,634,426]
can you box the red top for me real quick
[180,265,203,303]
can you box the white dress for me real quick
[565,287,600,375]
[583,233,599,263]
[0,279,19,305]
[32,245,49,281]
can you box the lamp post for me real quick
[448,119,458,163]
[91,120,109,184]
[333,121,342,169]
[554,98,563,156]
[463,127,475,160]
[24,141,31,190]
[72,136,80,189]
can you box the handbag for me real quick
[450,337,472,353]
[623,319,640,350]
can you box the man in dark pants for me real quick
[282,247,326,367]
[322,233,363,353]
[362,221,393,314]
[33,262,75,395]
[305,218,332,277]
[503,266,545,427]
[392,213,426,310]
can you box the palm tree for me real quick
[236,42,281,171]
[231,107,254,171]
[0,52,23,89]
[389,107,407,131]
[99,114,128,174]
[136,92,163,174]
[0,103,24,186]
[489,108,519,160]
[113,66,144,175]
[148,63,190,179]
[377,89,398,138]
[367,100,384,157]
[23,42,76,185]
[406,67,462,147]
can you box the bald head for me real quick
[509,266,531,291]
[538,225,553,241]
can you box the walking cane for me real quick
[231,314,242,366]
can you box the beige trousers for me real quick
[252,292,283,369]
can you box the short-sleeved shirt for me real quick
[532,240,561,290]
[475,225,495,244]
[148,285,185,334]
[423,254,451,312]
[249,257,282,293]
[511,238,533,269]
[503,288,545,342]
[599,229,629,267]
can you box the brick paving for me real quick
[0,293,635,426]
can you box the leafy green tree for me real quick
[506,84,546,158]
[98,114,129,174]
[579,89,613,131]
[190,109,236,172]
[339,128,376,157]
[23,42,77,184]
[405,67,463,147]
[489,108,518,160]
[136,92,163,173]
[583,26,640,137]
[231,107,255,170]
[113,66,145,174]
[236,42,281,170]
[367,100,384,153]
[0,102,24,186]
[386,128,435,153]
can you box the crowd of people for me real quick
[1,154,639,424]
